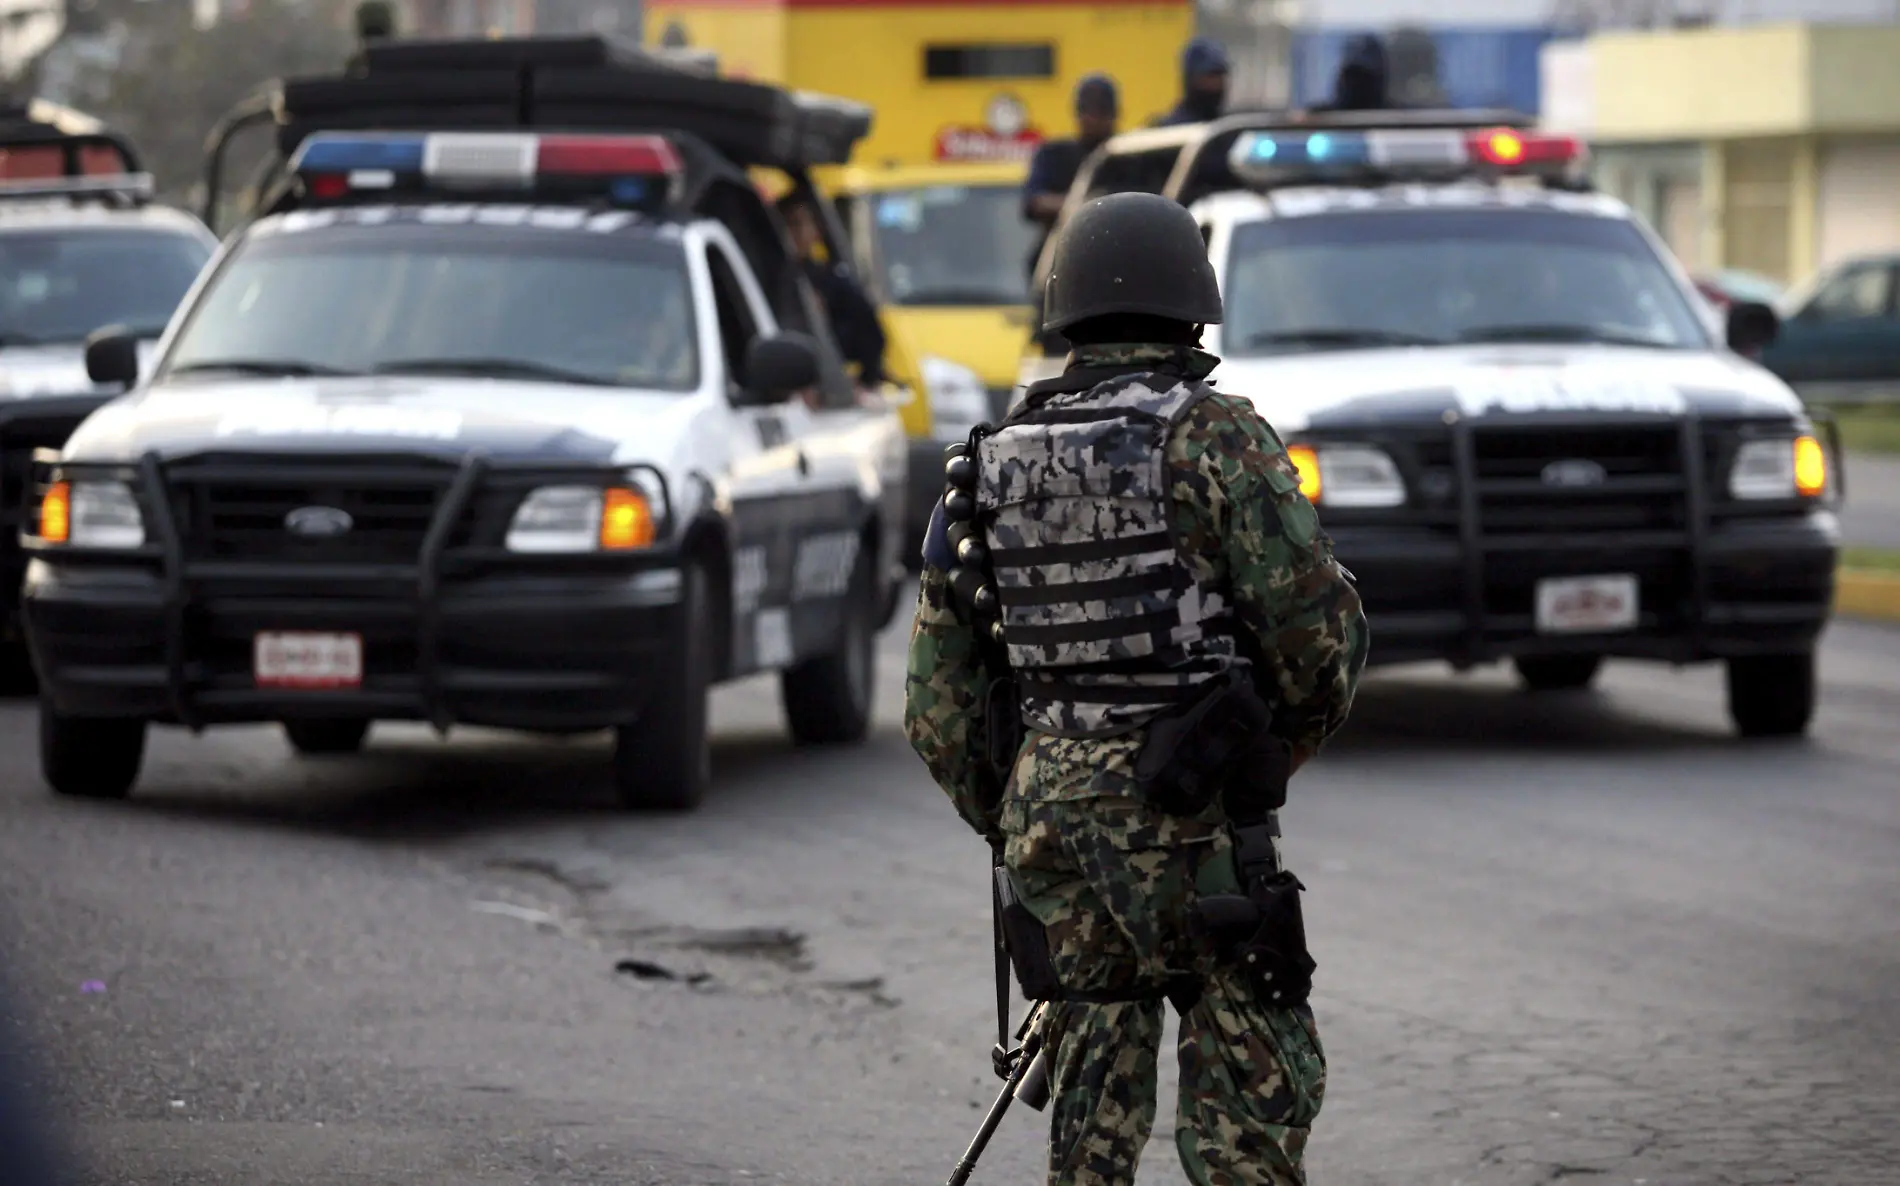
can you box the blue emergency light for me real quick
[286,131,684,204]
[1228,126,1584,189]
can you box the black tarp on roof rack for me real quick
[267,34,871,171]
[0,99,142,176]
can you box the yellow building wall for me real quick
[1808,26,1900,133]
[1589,24,1811,142]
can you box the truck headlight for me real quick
[38,480,146,548]
[1729,435,1827,500]
[505,485,655,553]
[921,355,990,443]
[1284,444,1406,509]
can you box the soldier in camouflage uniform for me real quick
[904,191,1369,1186]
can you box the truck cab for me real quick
[19,36,908,809]
[1017,112,1842,738]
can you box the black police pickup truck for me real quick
[18,37,908,809]
[1019,110,1842,738]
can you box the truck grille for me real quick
[1471,424,1686,535]
[167,462,457,563]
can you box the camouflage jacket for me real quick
[903,343,1371,841]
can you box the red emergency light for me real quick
[1466,128,1583,169]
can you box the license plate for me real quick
[253,632,363,689]
[1534,575,1639,635]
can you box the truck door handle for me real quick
[796,450,811,477]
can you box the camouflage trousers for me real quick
[1002,796,1327,1186]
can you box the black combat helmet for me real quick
[1041,192,1223,334]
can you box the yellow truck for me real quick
[647,0,1195,544]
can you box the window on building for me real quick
[923,44,1055,81]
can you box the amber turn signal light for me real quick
[39,480,71,543]
[1285,445,1321,503]
[599,486,656,550]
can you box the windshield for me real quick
[868,184,1039,307]
[0,228,210,347]
[162,221,700,390]
[1222,207,1712,355]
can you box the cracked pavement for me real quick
[2,601,1897,1185]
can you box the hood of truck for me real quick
[60,375,699,465]
[888,305,1035,391]
[1018,344,1805,430]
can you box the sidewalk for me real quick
[1841,451,1900,551]
[1837,451,1900,623]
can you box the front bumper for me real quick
[1,394,116,639]
[1336,512,1839,668]
[21,451,690,732]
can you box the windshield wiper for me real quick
[894,287,1026,307]
[1243,328,1446,350]
[370,358,619,387]
[168,358,360,377]
[1456,323,1675,348]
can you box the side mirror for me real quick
[1726,300,1779,356]
[85,325,140,389]
[740,331,821,405]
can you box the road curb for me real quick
[1836,569,1900,623]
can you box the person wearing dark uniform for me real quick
[777,192,889,391]
[1021,74,1120,277]
[1154,38,1230,127]
[1307,33,1390,113]
[345,0,394,73]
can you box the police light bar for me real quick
[1228,126,1586,187]
[0,172,155,204]
[287,131,684,205]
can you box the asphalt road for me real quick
[3,602,1898,1186]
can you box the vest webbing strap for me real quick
[991,531,1173,568]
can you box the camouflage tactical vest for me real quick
[975,370,1236,739]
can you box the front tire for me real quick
[41,703,144,800]
[282,719,371,755]
[780,554,875,746]
[613,562,713,811]
[1727,652,1816,738]
[1513,655,1603,692]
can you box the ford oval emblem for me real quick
[285,505,354,538]
[1541,459,1607,488]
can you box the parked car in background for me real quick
[1694,268,1785,311]
[1758,251,1900,405]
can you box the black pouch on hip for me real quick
[993,865,1063,1002]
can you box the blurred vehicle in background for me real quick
[17,36,908,811]
[1019,113,1842,738]
[1694,268,1786,312]
[1758,251,1900,407]
[642,0,1194,167]
[828,162,1039,551]
[648,0,1193,550]
[0,101,216,694]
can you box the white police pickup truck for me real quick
[17,38,908,809]
[1022,117,1841,737]
[0,105,216,690]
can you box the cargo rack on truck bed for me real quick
[199,33,874,233]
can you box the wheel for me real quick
[0,636,37,697]
[1513,655,1603,692]
[1726,652,1816,738]
[613,562,712,810]
[282,719,371,755]
[780,552,875,746]
[41,703,144,800]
